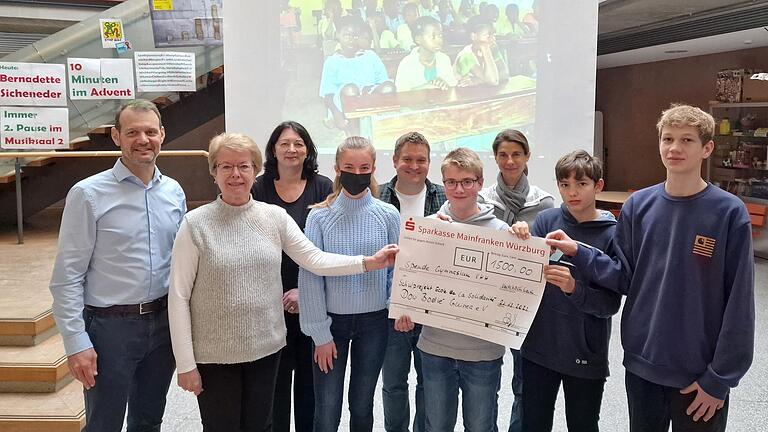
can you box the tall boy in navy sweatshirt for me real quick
[546,105,755,432]
[511,150,621,432]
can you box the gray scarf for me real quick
[495,173,529,223]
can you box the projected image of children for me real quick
[395,16,457,92]
[454,15,509,87]
[318,15,395,136]
[280,0,538,153]
[368,12,399,49]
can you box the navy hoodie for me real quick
[572,184,755,399]
[522,205,620,379]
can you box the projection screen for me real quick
[224,0,598,197]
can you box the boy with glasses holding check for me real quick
[394,147,508,432]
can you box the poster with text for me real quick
[68,58,135,100]
[135,51,196,92]
[0,62,66,106]
[153,0,173,10]
[1,107,69,150]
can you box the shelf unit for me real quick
[708,102,768,195]
[709,102,768,258]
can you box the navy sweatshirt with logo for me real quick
[571,183,755,399]
[523,205,620,380]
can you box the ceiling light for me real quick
[664,49,689,54]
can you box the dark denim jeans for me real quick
[421,351,502,432]
[522,358,606,432]
[83,308,175,432]
[382,320,425,432]
[625,371,729,432]
[313,309,389,432]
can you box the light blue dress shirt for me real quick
[49,159,186,355]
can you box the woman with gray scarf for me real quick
[478,129,554,224]
[477,128,553,432]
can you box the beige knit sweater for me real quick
[168,197,364,373]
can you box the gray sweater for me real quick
[417,202,509,362]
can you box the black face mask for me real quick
[340,171,371,196]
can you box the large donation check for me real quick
[389,217,549,349]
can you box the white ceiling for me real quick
[597,0,751,34]
[597,26,768,69]
[596,0,768,69]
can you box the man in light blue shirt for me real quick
[49,99,186,432]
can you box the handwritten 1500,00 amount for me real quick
[485,252,543,283]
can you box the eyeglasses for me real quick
[443,178,479,189]
[216,163,255,175]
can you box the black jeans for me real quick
[522,358,606,432]
[196,351,282,432]
[625,371,729,432]
[273,325,315,432]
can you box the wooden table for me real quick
[596,191,632,217]
[596,191,633,205]
[341,76,536,147]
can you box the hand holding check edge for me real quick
[510,223,576,295]
[364,243,400,271]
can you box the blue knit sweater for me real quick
[299,191,401,345]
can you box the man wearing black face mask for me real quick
[378,132,446,432]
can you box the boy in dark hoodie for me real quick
[511,150,620,432]
[546,105,754,432]
[394,147,508,432]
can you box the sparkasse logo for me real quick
[405,218,415,231]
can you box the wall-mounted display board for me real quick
[0,62,67,106]
[0,106,69,150]
[67,58,135,100]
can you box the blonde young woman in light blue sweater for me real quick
[300,136,401,432]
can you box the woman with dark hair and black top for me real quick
[251,121,333,432]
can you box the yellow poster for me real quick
[153,0,174,10]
